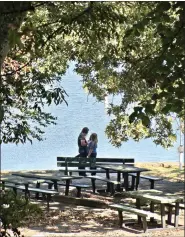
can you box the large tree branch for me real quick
[44,2,94,46]
[0,2,31,69]
[0,2,47,15]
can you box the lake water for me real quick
[2,66,181,171]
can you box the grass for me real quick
[136,162,184,182]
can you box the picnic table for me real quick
[125,189,184,228]
[12,172,83,195]
[1,176,50,194]
[97,164,149,192]
[1,177,31,196]
[1,177,59,210]
[2,177,31,186]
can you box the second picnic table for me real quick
[97,164,149,192]
[12,172,83,195]
[125,189,184,228]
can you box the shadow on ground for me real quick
[2,169,185,236]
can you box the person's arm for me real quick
[81,139,87,146]
[87,148,93,158]
[87,142,93,158]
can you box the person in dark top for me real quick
[76,127,89,176]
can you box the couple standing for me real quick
[76,127,98,176]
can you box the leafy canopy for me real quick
[0,1,184,147]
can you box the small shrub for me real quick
[0,189,42,235]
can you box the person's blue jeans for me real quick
[77,152,87,176]
[89,153,97,175]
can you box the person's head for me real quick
[81,127,89,136]
[89,133,98,144]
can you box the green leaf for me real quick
[161,2,171,11]
[142,115,150,127]
[129,111,137,124]
[134,29,140,37]
[144,103,156,115]
[8,30,22,48]
[134,106,143,113]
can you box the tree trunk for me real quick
[0,2,31,70]
[0,2,31,142]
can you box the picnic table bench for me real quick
[0,178,58,211]
[109,203,160,232]
[128,173,163,189]
[86,175,120,195]
[57,157,135,175]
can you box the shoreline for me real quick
[1,161,183,174]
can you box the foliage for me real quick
[68,1,184,147]
[0,227,23,237]
[0,2,70,144]
[0,2,184,147]
[0,189,42,232]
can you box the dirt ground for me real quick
[1,162,185,237]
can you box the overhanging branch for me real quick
[1,60,31,77]
[0,2,47,15]
[44,2,94,46]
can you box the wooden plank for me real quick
[27,188,59,194]
[168,203,185,209]
[129,173,163,181]
[58,163,91,167]
[142,216,148,232]
[106,169,111,192]
[12,173,82,181]
[161,204,166,228]
[57,182,90,188]
[1,177,45,185]
[150,201,155,222]
[135,172,140,190]
[59,169,102,171]
[167,204,173,224]
[59,169,118,173]
[57,162,134,167]
[125,190,184,204]
[3,184,27,193]
[97,165,149,173]
[109,204,160,219]
[86,175,120,184]
[118,211,123,228]
[174,202,180,227]
[3,183,17,188]
[1,179,29,185]
[14,185,59,194]
[57,157,135,163]
[136,198,141,223]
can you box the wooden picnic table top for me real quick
[97,164,149,173]
[11,172,83,182]
[125,189,184,204]
[1,177,30,185]
[1,177,46,185]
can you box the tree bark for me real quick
[0,2,31,70]
[0,2,31,141]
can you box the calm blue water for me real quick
[2,67,181,171]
